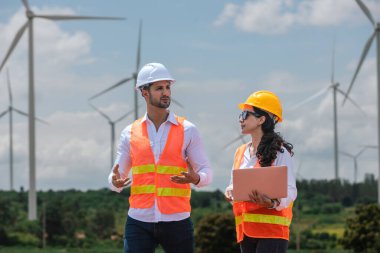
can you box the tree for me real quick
[195,213,239,253]
[89,208,115,239]
[341,204,380,253]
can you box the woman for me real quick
[225,90,297,253]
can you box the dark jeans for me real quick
[124,216,194,253]
[240,236,288,253]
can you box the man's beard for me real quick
[149,95,171,108]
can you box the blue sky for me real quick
[0,0,380,191]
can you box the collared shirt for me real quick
[108,111,213,222]
[226,142,297,211]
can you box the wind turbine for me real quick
[290,38,365,181]
[88,101,137,169]
[340,145,378,183]
[343,0,380,204]
[89,20,184,118]
[222,131,246,150]
[89,20,143,120]
[0,68,47,190]
[0,0,124,220]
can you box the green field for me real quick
[0,247,353,253]
[1,179,377,253]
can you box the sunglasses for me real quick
[239,110,262,121]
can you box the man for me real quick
[108,62,213,253]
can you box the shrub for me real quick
[340,204,380,253]
[195,213,239,253]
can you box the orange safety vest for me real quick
[129,116,191,214]
[232,144,293,242]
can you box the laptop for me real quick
[232,166,288,201]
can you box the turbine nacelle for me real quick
[26,10,34,19]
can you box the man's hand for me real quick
[248,190,272,208]
[170,157,200,185]
[111,164,131,188]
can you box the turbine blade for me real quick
[336,87,366,115]
[115,108,135,123]
[6,68,13,105]
[88,102,112,122]
[222,135,244,150]
[343,31,376,105]
[13,108,28,117]
[331,34,336,85]
[35,14,125,21]
[115,102,144,123]
[296,160,303,174]
[289,86,330,110]
[340,151,354,158]
[136,20,142,75]
[0,109,9,118]
[356,0,376,27]
[172,98,184,109]
[357,146,369,157]
[36,117,49,124]
[12,107,49,124]
[239,135,245,145]
[89,77,133,100]
[22,0,31,11]
[0,21,29,73]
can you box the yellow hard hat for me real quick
[238,90,283,122]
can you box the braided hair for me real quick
[253,106,294,167]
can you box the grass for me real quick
[288,251,351,253]
[0,248,118,253]
[0,246,165,253]
[0,247,353,253]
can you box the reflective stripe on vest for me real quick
[157,188,191,197]
[132,165,155,174]
[132,165,186,175]
[232,143,293,242]
[131,185,155,194]
[157,166,187,174]
[236,213,291,227]
[129,116,191,214]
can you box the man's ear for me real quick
[141,89,148,98]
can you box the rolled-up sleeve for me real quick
[108,125,132,193]
[184,123,213,188]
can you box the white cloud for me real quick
[214,0,380,34]
[213,3,239,27]
[0,1,379,192]
[0,5,131,190]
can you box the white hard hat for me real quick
[136,63,175,89]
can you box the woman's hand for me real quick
[248,190,273,208]
[224,185,233,202]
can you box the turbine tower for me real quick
[89,20,143,120]
[340,145,377,183]
[0,0,124,220]
[0,68,47,190]
[343,0,380,203]
[89,20,184,117]
[88,102,136,168]
[290,38,364,180]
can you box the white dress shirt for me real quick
[108,111,213,222]
[226,142,297,211]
